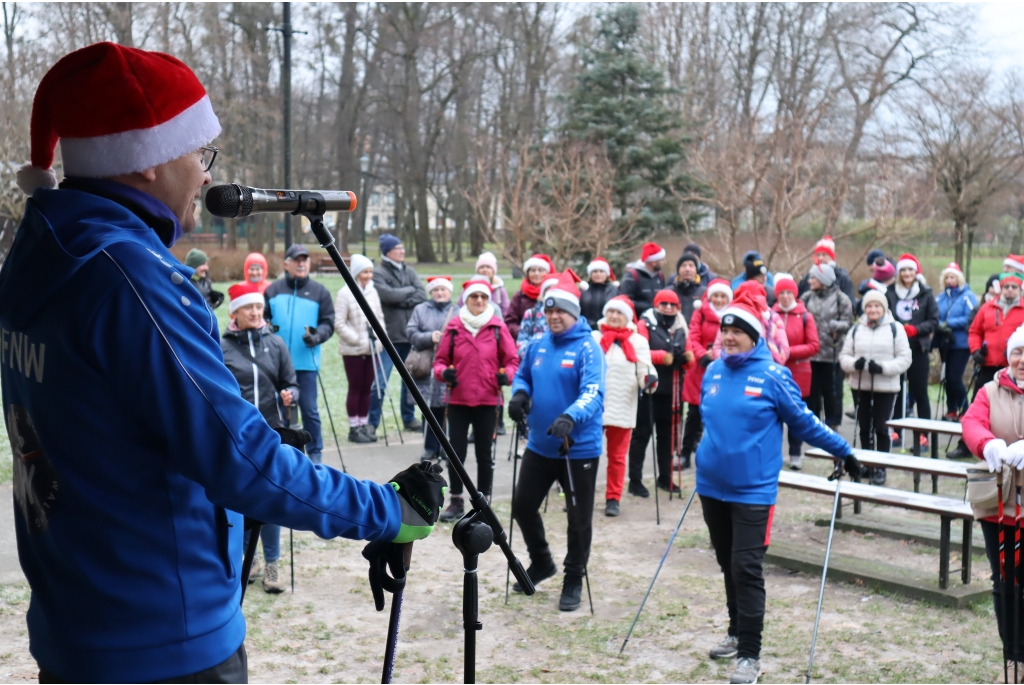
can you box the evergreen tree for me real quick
[562,4,695,235]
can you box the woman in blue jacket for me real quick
[696,292,857,685]
[935,262,978,415]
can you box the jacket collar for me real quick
[382,256,405,271]
[996,368,1024,395]
[284,272,309,289]
[59,176,182,247]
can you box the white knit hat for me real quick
[349,253,373,277]
[1008,323,1024,357]
[426,275,454,293]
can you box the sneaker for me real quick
[496,423,506,436]
[558,573,583,612]
[512,557,557,593]
[363,425,379,442]
[944,411,959,422]
[439,496,465,523]
[262,561,286,594]
[404,418,423,432]
[628,480,650,498]
[788,455,802,471]
[891,431,902,449]
[349,427,373,444]
[947,442,972,460]
[870,467,887,486]
[657,479,680,493]
[919,434,929,450]
[605,499,620,517]
[709,634,739,659]
[730,657,761,684]
[246,554,263,584]
[419,449,438,463]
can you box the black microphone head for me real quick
[205,184,253,218]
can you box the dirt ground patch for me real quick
[0,456,1003,684]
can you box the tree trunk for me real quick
[226,217,237,251]
[953,218,965,268]
[1013,220,1024,256]
[414,184,435,262]
[966,225,975,286]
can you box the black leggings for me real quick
[852,390,897,452]
[943,348,971,415]
[701,496,773,660]
[681,402,703,458]
[628,394,677,486]
[446,404,497,497]
[512,449,599,577]
[894,346,931,421]
[808,361,842,426]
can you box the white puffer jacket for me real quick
[838,312,912,393]
[591,319,656,429]
[334,284,385,356]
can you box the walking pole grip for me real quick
[307,214,535,597]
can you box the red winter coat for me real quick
[968,299,1024,368]
[683,303,724,405]
[772,301,820,397]
[434,314,520,406]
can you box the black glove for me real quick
[547,414,575,439]
[829,453,861,481]
[973,347,987,366]
[937,322,952,336]
[496,370,510,387]
[699,353,713,368]
[868,360,883,375]
[442,367,458,387]
[303,326,320,347]
[388,462,448,543]
[209,290,225,309]
[273,426,312,451]
[558,436,576,457]
[508,390,531,422]
[854,357,867,371]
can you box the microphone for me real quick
[205,184,357,218]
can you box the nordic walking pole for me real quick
[381,543,412,684]
[805,459,845,683]
[505,421,520,604]
[290,528,295,593]
[562,436,594,615]
[240,521,263,604]
[620,487,697,654]
[316,366,347,474]
[649,396,660,525]
[370,340,390,447]
[999,475,1010,684]
[1015,478,1021,685]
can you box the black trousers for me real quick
[446,404,498,496]
[894,346,932,421]
[852,389,897,452]
[975,365,1000,401]
[39,644,247,684]
[628,394,676,486]
[808,361,842,426]
[512,449,599,577]
[981,520,1024,660]
[681,402,703,459]
[943,347,971,415]
[701,495,773,660]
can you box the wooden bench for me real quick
[317,255,340,275]
[887,418,965,494]
[184,232,221,245]
[779,470,974,589]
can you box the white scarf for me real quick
[710,303,730,317]
[459,303,494,337]
[895,281,920,300]
[360,280,375,296]
[778,300,798,313]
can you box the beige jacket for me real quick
[334,284,385,356]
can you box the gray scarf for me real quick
[1000,295,1021,317]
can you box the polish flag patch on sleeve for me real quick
[744,386,763,397]
[561,358,574,368]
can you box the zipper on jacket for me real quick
[248,330,260,410]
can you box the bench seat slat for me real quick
[779,471,972,519]
[886,418,962,436]
[804,448,969,478]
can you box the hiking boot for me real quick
[349,427,373,444]
[788,455,802,471]
[870,467,887,486]
[439,496,465,523]
[404,418,423,432]
[709,634,739,659]
[363,425,379,442]
[512,557,557,593]
[947,442,972,460]
[558,573,583,612]
[657,479,679,493]
[496,423,506,436]
[730,657,761,684]
[605,499,620,517]
[628,480,650,498]
[262,561,286,594]
[246,554,263,584]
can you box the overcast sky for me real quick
[976,3,1024,76]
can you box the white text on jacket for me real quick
[1,329,45,383]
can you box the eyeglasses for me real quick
[199,146,219,172]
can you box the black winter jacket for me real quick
[373,257,427,343]
[669,278,707,325]
[641,309,688,397]
[885,281,940,354]
[580,281,619,329]
[620,265,666,316]
[221,324,300,429]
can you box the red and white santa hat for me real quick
[895,253,921,274]
[939,262,966,288]
[773,272,798,296]
[228,281,264,315]
[427,275,454,293]
[641,242,666,263]
[18,42,222,194]
[462,276,493,300]
[813,235,836,262]
[706,278,733,303]
[602,294,637,322]
[544,270,583,318]
[540,272,561,299]
[1005,254,1024,273]
[720,291,765,340]
[587,257,618,285]
[522,253,555,274]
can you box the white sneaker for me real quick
[709,634,739,659]
[788,455,802,471]
[730,657,761,684]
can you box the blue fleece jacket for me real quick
[696,339,850,504]
[511,317,604,459]
[0,187,400,682]
[937,285,978,349]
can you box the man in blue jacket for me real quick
[264,243,335,464]
[1,42,446,684]
[507,272,605,612]
[696,291,857,684]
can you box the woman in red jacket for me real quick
[772,273,821,470]
[680,278,733,469]
[434,277,520,522]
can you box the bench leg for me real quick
[931,431,939,494]
[939,516,951,590]
[912,431,922,493]
[962,519,973,585]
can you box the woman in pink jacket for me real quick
[434,277,519,522]
[772,273,821,470]
[680,278,732,468]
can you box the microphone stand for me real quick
[296,193,536,684]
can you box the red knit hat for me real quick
[228,282,263,315]
[734,279,766,301]
[813,235,836,262]
[653,289,680,306]
[774,272,798,296]
[721,291,765,340]
[587,257,618,285]
[19,42,221,194]
[641,242,666,263]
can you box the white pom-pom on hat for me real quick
[16,163,58,195]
